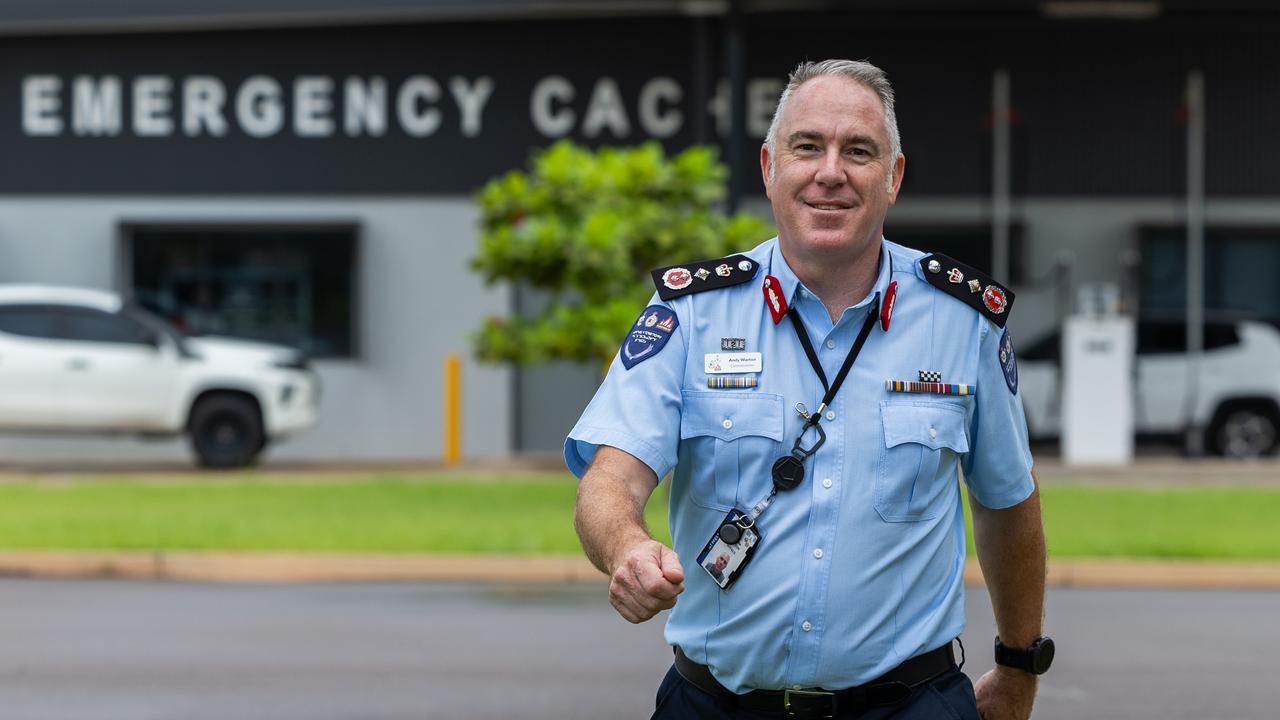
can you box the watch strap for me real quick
[994,636,1053,675]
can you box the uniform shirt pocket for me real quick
[680,391,785,509]
[875,400,970,522]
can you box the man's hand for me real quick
[974,666,1037,720]
[607,538,685,623]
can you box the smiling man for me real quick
[567,60,1050,720]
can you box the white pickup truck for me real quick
[1019,318,1280,458]
[0,285,320,467]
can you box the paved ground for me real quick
[0,579,1275,719]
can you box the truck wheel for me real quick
[189,395,265,468]
[1207,405,1280,459]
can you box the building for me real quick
[1,0,1276,462]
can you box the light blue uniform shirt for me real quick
[565,237,1034,694]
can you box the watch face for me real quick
[1032,637,1056,674]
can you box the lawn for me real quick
[0,473,1276,559]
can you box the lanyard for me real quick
[789,297,881,431]
[721,291,882,544]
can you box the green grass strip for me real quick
[0,474,1275,559]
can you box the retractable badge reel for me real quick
[700,402,828,590]
[700,292,879,591]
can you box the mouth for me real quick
[804,201,853,211]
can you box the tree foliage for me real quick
[472,140,774,366]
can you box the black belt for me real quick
[673,642,957,719]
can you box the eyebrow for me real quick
[786,131,881,153]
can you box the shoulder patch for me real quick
[650,254,759,301]
[621,305,679,369]
[999,327,1018,395]
[918,253,1015,328]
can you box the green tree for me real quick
[472,140,774,367]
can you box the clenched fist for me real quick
[608,539,685,623]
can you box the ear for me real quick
[886,152,906,205]
[759,143,773,199]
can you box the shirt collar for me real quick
[766,236,894,311]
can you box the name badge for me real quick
[704,352,762,374]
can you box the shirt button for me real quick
[825,339,836,349]
[825,410,835,421]
[929,427,938,439]
[723,418,733,430]
[802,621,813,632]
[822,478,832,489]
[813,548,824,559]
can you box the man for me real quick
[566,59,1049,720]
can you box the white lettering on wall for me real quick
[581,77,629,138]
[17,73,776,143]
[72,76,122,136]
[133,76,174,136]
[531,76,574,138]
[638,77,682,139]
[449,76,494,138]
[708,79,729,138]
[23,75,63,136]
[294,76,335,137]
[236,75,284,138]
[397,75,442,138]
[344,76,387,137]
[183,77,227,136]
[748,78,783,140]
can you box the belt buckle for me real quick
[783,688,836,719]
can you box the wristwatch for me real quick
[994,636,1055,675]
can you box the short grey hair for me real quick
[764,59,901,188]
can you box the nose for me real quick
[815,147,845,187]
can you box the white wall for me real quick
[0,196,511,464]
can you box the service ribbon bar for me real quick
[885,380,974,396]
[708,375,758,389]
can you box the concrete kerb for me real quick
[0,551,1278,589]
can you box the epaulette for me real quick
[918,253,1015,328]
[650,254,759,301]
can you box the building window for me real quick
[125,224,358,358]
[884,224,1025,283]
[1139,227,1280,327]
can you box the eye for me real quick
[795,143,819,153]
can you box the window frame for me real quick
[117,220,362,359]
[883,222,1025,283]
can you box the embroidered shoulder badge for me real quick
[621,305,679,370]
[999,327,1018,395]
[650,254,758,301]
[919,253,1015,328]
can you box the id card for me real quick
[696,509,762,590]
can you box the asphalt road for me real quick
[0,579,1275,719]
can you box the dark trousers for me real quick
[650,664,981,720]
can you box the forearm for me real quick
[574,446,659,574]
[970,473,1046,647]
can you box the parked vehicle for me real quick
[0,285,320,467]
[1019,318,1280,458]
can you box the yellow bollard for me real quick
[443,353,462,465]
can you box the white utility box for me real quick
[1061,315,1135,465]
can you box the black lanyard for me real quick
[721,291,883,545]
[770,296,880,491]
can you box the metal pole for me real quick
[992,69,1011,280]
[725,0,745,213]
[1184,70,1206,456]
[691,14,712,145]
